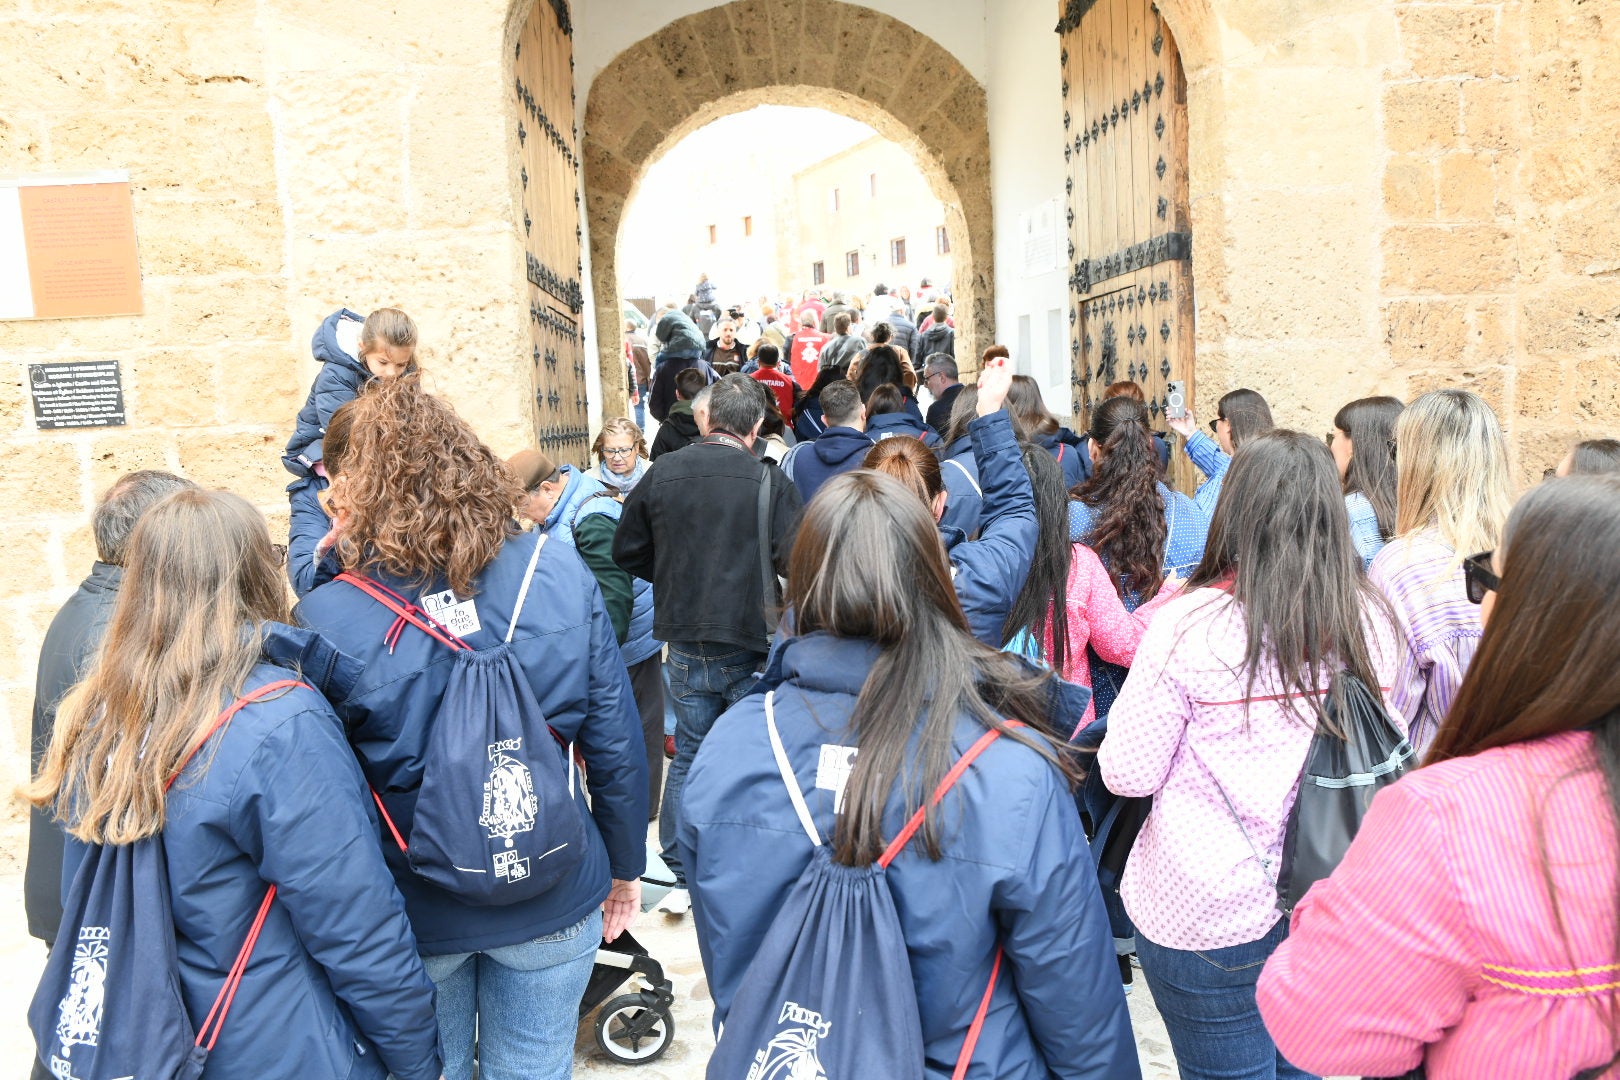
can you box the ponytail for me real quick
[1074,397,1167,601]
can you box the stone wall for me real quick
[0,0,535,814]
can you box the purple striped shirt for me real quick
[1368,529,1482,751]
[1259,730,1619,1078]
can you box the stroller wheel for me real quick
[594,993,675,1064]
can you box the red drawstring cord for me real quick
[194,885,277,1050]
[335,572,469,654]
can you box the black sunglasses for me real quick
[1463,550,1499,604]
[1209,416,1224,432]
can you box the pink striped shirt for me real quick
[1368,528,1482,751]
[1048,544,1181,734]
[1097,587,1403,951]
[1258,730,1619,1079]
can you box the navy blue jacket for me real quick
[793,397,828,442]
[938,436,984,539]
[284,309,369,477]
[784,425,873,504]
[294,529,647,954]
[66,626,442,1080]
[286,475,339,598]
[1043,428,1093,488]
[944,412,1038,646]
[677,633,1138,1080]
[867,409,942,447]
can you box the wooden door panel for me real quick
[515,0,589,467]
[1060,0,1194,490]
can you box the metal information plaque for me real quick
[28,360,127,429]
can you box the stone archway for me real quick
[583,1,993,413]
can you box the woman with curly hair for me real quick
[295,375,647,1080]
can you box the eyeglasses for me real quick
[1463,550,1499,604]
[602,446,637,458]
[1209,416,1225,432]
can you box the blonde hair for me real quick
[593,417,646,463]
[28,490,291,844]
[1394,389,1513,554]
[360,307,419,363]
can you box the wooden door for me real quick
[515,0,589,467]
[1059,0,1195,490]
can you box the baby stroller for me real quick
[578,930,675,1064]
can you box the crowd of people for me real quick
[20,281,1620,1080]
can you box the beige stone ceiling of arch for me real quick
[582,0,995,413]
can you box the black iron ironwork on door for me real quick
[1058,0,1195,491]
[516,0,589,466]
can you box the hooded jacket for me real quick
[649,310,717,421]
[286,474,340,598]
[284,309,371,477]
[650,399,703,459]
[677,633,1138,1080]
[294,529,648,955]
[917,322,956,363]
[64,626,443,1080]
[866,409,942,447]
[1040,428,1092,488]
[783,425,874,504]
[942,411,1038,647]
[541,464,660,667]
[26,562,122,944]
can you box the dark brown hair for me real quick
[788,470,1080,865]
[1333,396,1403,537]
[1007,374,1060,439]
[1001,445,1073,671]
[1076,396,1167,601]
[333,374,522,597]
[866,383,906,417]
[1219,388,1274,452]
[1571,439,1620,476]
[1187,430,1391,726]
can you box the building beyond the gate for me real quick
[0,0,1615,817]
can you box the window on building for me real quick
[869,172,878,197]
[845,250,860,278]
[890,237,907,267]
[812,261,825,286]
[708,224,718,245]
[829,188,840,213]
[935,225,950,255]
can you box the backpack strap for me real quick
[758,462,781,636]
[170,681,312,1053]
[764,692,822,847]
[335,571,470,654]
[505,533,549,643]
[876,720,1025,869]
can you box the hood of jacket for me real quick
[311,308,370,378]
[811,425,875,467]
[663,399,702,438]
[260,621,363,707]
[654,310,706,358]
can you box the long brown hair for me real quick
[1007,374,1060,438]
[28,490,291,844]
[334,374,522,596]
[1001,445,1073,672]
[1186,431,1391,725]
[788,471,1081,866]
[1075,396,1167,601]
[1333,395,1403,537]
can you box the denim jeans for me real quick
[421,910,602,1080]
[1136,918,1318,1080]
[659,641,765,885]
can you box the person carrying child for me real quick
[283,307,417,478]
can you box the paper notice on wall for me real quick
[0,172,143,320]
[1021,197,1061,277]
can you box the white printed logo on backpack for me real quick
[747,1001,830,1080]
[421,589,481,637]
[55,925,109,1061]
[480,738,538,882]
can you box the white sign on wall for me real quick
[1019,197,1063,278]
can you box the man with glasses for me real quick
[922,353,964,434]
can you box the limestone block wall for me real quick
[0,0,535,813]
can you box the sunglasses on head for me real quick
[1463,550,1499,604]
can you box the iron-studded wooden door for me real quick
[1059,0,1195,490]
[515,0,589,467]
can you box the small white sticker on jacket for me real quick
[422,589,482,637]
[816,744,858,813]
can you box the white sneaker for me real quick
[655,887,691,916]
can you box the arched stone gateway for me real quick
[582,1,994,414]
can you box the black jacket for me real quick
[886,312,919,360]
[27,561,122,944]
[613,434,803,653]
[650,400,703,459]
[917,322,956,362]
[925,381,964,434]
[649,354,717,423]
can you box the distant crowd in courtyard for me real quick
[20,276,1620,1080]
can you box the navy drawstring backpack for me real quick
[337,533,587,906]
[707,691,1013,1080]
[30,680,305,1080]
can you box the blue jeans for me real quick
[1136,918,1317,1080]
[421,910,602,1080]
[659,641,765,885]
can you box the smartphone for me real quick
[1166,380,1187,420]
